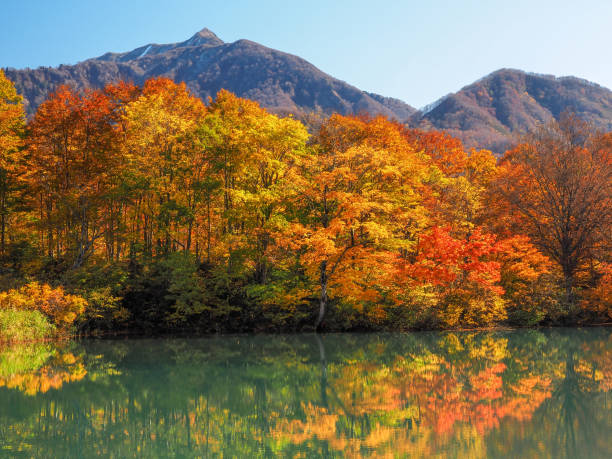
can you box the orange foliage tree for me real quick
[399,226,506,327]
[496,115,612,302]
[25,84,130,266]
[292,115,429,329]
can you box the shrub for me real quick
[437,290,507,328]
[77,287,129,333]
[0,282,87,329]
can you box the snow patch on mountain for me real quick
[138,45,152,58]
[420,95,449,116]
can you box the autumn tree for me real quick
[6,73,611,333]
[404,129,467,177]
[400,225,506,327]
[122,78,207,256]
[294,115,428,329]
[495,235,556,324]
[26,85,126,266]
[97,81,142,261]
[496,115,612,302]
[0,70,25,256]
[194,90,310,297]
[405,127,498,235]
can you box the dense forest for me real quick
[0,69,610,338]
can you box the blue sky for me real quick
[2,0,611,108]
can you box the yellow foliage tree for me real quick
[293,115,429,329]
[0,70,25,255]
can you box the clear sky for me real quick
[2,0,612,108]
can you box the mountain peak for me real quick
[183,28,224,47]
[7,28,414,121]
[412,69,612,153]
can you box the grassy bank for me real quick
[0,309,56,343]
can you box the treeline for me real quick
[0,69,610,334]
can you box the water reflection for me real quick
[0,329,610,458]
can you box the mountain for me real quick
[5,32,612,153]
[410,69,612,152]
[3,28,416,120]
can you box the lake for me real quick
[0,329,610,458]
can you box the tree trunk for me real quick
[561,254,576,307]
[0,170,6,257]
[73,202,89,268]
[47,202,53,259]
[186,219,193,253]
[563,270,575,307]
[206,201,211,263]
[315,260,328,331]
[0,209,5,257]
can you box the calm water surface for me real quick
[0,329,611,458]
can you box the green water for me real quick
[0,329,610,458]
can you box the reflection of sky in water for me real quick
[0,329,611,458]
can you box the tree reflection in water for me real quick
[0,329,610,458]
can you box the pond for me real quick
[0,329,611,458]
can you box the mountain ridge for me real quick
[4,30,612,152]
[409,68,612,151]
[4,28,415,122]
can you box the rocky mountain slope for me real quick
[4,28,415,120]
[410,69,612,151]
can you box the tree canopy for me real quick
[0,74,610,333]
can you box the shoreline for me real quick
[3,322,611,346]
